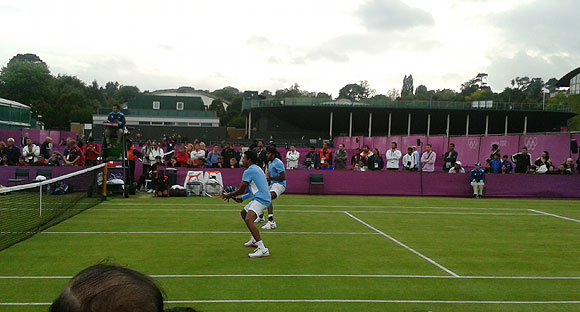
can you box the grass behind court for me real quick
[0,195,579,311]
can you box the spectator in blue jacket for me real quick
[501,155,513,173]
[470,162,485,198]
[490,153,502,173]
[104,104,126,146]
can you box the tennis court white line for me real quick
[89,208,538,216]
[2,274,580,280]
[39,231,378,236]
[343,211,459,277]
[2,300,580,306]
[529,209,580,223]
[98,202,528,211]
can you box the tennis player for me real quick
[261,147,286,230]
[223,150,272,258]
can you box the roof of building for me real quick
[556,66,580,87]
[96,108,218,118]
[0,98,30,109]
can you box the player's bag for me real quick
[186,181,203,196]
[204,178,222,196]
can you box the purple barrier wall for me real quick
[0,129,77,146]
[3,166,579,199]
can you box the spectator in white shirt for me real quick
[402,147,416,171]
[385,142,402,170]
[149,141,164,163]
[22,138,40,165]
[412,146,420,169]
[420,144,436,172]
[286,145,300,170]
[448,161,465,173]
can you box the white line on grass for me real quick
[88,208,538,216]
[98,202,528,211]
[2,300,580,306]
[343,211,459,277]
[2,274,580,280]
[39,231,378,235]
[529,209,580,223]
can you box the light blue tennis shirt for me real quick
[268,157,287,188]
[241,164,271,206]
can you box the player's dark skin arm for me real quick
[267,171,285,183]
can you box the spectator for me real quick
[558,164,570,175]
[137,156,165,192]
[228,157,239,168]
[303,157,315,170]
[63,137,74,158]
[22,138,40,165]
[321,158,334,170]
[512,147,532,173]
[501,164,511,174]
[470,162,485,198]
[563,158,575,174]
[149,141,164,165]
[489,144,501,161]
[490,153,502,173]
[190,143,206,167]
[0,155,8,166]
[402,147,416,171]
[104,104,126,146]
[155,170,169,197]
[368,148,384,171]
[50,264,164,312]
[84,137,100,166]
[142,139,154,175]
[319,142,333,168]
[0,141,5,157]
[17,156,28,166]
[256,145,267,169]
[268,142,282,159]
[286,145,300,170]
[412,146,420,169]
[449,160,465,173]
[360,145,373,164]
[127,140,142,184]
[200,142,208,159]
[484,159,492,173]
[40,137,53,159]
[207,145,220,167]
[548,165,558,175]
[501,155,513,173]
[334,144,347,170]
[420,144,436,172]
[534,151,552,173]
[443,143,458,172]
[304,146,319,169]
[48,152,62,166]
[168,156,178,168]
[34,155,49,166]
[175,146,189,167]
[351,147,362,169]
[385,142,401,170]
[214,156,225,168]
[354,160,368,172]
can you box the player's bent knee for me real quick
[240,210,247,219]
[245,210,257,223]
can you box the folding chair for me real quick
[309,173,325,194]
[8,168,30,185]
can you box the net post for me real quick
[39,183,42,217]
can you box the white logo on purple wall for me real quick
[523,137,538,151]
[468,138,478,150]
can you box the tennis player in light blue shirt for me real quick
[223,150,272,258]
[259,148,287,230]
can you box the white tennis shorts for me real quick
[269,183,286,198]
[244,200,268,216]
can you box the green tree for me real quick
[401,74,414,97]
[115,85,140,103]
[338,80,375,101]
[212,86,240,102]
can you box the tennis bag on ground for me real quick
[186,182,203,196]
[204,178,222,196]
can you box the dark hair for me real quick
[543,151,549,159]
[522,146,528,150]
[244,150,257,164]
[493,153,500,158]
[407,147,413,151]
[426,144,432,148]
[391,142,397,148]
[355,148,361,151]
[502,155,508,158]
[50,264,164,312]
[492,144,499,149]
[310,146,315,149]
[449,143,455,147]
[266,147,277,155]
[113,104,120,109]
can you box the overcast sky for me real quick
[0,0,578,96]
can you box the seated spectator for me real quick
[227,157,239,168]
[17,156,28,166]
[22,138,40,165]
[470,162,485,198]
[168,156,178,168]
[286,145,300,170]
[304,146,319,169]
[501,155,512,173]
[333,144,347,170]
[558,164,570,175]
[368,148,384,171]
[40,137,53,159]
[512,147,532,173]
[34,155,49,166]
[548,165,558,175]
[385,142,401,171]
[83,137,100,166]
[402,147,416,171]
[64,141,84,166]
[563,158,575,174]
[351,147,362,169]
[138,155,165,192]
[48,152,62,166]
[490,153,502,173]
[175,146,189,167]
[501,164,511,174]
[206,145,220,168]
[448,161,465,173]
[360,145,373,165]
[214,156,224,168]
[0,155,8,166]
[534,151,552,174]
[302,157,315,169]
[50,264,164,312]
[354,160,368,172]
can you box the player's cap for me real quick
[7,138,14,142]
[455,161,462,166]
[475,162,481,166]
[305,158,312,162]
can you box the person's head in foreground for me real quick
[475,162,481,169]
[50,264,164,312]
[454,161,462,171]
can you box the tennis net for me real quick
[0,164,107,252]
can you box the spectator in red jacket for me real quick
[83,137,100,166]
[176,146,189,167]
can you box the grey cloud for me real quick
[268,56,282,64]
[356,0,434,31]
[494,0,580,53]
[322,32,438,54]
[246,36,273,48]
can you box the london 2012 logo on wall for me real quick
[523,137,538,151]
[468,138,479,150]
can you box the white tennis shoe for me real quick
[254,216,266,223]
[261,221,277,230]
[249,247,270,258]
[244,238,257,247]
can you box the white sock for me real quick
[256,240,265,249]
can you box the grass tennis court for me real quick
[0,195,579,311]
